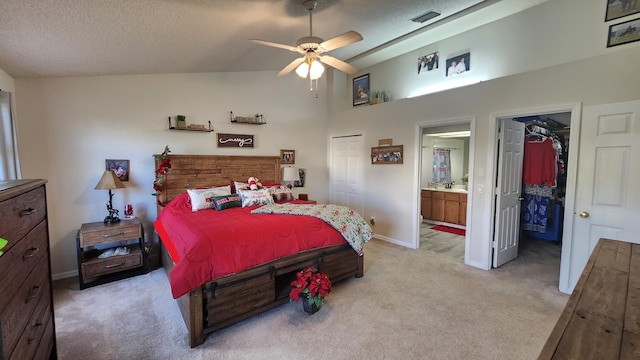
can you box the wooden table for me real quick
[538,238,639,359]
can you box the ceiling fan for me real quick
[249,0,363,79]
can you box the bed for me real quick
[153,154,368,348]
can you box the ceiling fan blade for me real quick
[249,39,299,52]
[319,31,363,52]
[278,57,306,76]
[317,55,358,75]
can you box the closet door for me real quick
[493,119,525,267]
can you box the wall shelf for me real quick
[230,111,266,125]
[168,118,213,132]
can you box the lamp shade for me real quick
[282,167,300,182]
[94,170,126,190]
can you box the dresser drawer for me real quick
[445,192,460,201]
[0,220,49,312]
[81,246,143,278]
[0,258,51,360]
[7,297,52,360]
[0,186,46,253]
[431,191,444,200]
[79,222,142,247]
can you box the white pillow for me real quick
[268,185,294,202]
[237,188,274,207]
[234,181,249,192]
[187,185,232,211]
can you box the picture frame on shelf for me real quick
[280,149,295,164]
[105,159,129,181]
[353,73,370,106]
[371,145,403,164]
[607,18,640,47]
[446,52,470,77]
[605,0,640,22]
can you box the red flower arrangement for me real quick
[153,145,171,199]
[289,267,332,311]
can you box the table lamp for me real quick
[94,170,126,223]
[282,166,300,189]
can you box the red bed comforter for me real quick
[154,193,346,298]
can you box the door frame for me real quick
[414,116,476,263]
[487,102,581,294]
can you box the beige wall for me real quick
[14,71,330,277]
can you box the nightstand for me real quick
[76,218,147,289]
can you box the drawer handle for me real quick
[28,322,43,344]
[23,246,40,260]
[20,207,36,216]
[101,232,125,238]
[25,285,41,303]
[104,262,125,269]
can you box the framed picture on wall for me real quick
[105,159,129,181]
[418,51,439,74]
[353,73,370,106]
[446,52,470,77]
[280,149,295,164]
[605,0,640,22]
[607,18,640,47]
[371,145,403,164]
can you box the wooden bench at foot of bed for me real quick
[160,239,364,348]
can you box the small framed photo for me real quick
[353,73,370,106]
[607,18,640,47]
[446,52,470,77]
[371,145,403,164]
[280,149,295,164]
[418,52,439,74]
[106,159,129,181]
[294,168,306,187]
[606,0,640,22]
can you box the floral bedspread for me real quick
[251,203,373,255]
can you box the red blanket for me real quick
[155,193,346,298]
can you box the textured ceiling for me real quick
[0,0,536,78]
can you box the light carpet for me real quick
[53,238,568,360]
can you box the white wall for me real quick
[0,69,15,93]
[14,71,329,278]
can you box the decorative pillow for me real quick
[268,185,295,203]
[233,181,250,192]
[212,194,242,211]
[237,188,274,207]
[186,185,231,211]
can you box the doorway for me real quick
[417,119,473,263]
[491,104,577,292]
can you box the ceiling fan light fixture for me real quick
[295,62,310,78]
[309,60,324,79]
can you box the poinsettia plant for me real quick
[289,267,332,308]
[153,145,171,199]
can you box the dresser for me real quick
[0,179,57,360]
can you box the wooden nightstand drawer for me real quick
[79,221,142,247]
[81,246,143,278]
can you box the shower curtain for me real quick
[432,148,451,182]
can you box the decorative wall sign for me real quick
[371,145,403,164]
[105,159,129,181]
[217,133,254,148]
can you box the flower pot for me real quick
[302,299,320,315]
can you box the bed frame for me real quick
[154,154,364,348]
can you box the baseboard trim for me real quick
[52,270,78,281]
[373,234,412,248]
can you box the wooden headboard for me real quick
[154,154,281,205]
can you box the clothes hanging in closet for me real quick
[521,131,561,234]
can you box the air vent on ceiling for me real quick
[411,11,441,23]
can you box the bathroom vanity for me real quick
[421,188,467,227]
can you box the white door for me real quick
[564,100,640,291]
[493,119,525,267]
[330,135,364,215]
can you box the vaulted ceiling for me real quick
[0,0,541,78]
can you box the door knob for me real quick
[579,211,590,218]
[518,197,524,201]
